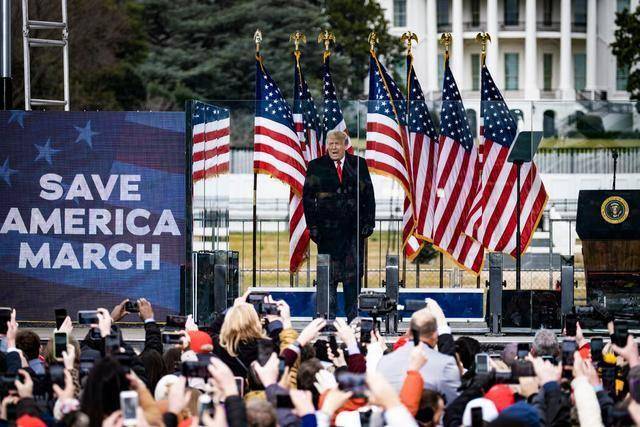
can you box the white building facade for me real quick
[380,0,635,102]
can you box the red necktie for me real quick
[336,160,342,183]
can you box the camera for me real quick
[358,292,395,314]
[124,301,139,313]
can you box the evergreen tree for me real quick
[611,5,640,100]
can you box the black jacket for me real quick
[302,153,375,278]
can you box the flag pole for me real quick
[253,29,262,288]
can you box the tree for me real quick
[10,0,147,110]
[611,5,640,100]
[324,0,402,99]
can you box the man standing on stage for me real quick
[302,130,375,322]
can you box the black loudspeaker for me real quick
[192,250,239,325]
[488,253,503,334]
[385,255,399,303]
[502,290,561,330]
[560,255,574,315]
[316,254,331,319]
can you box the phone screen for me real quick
[162,333,182,345]
[234,377,244,397]
[475,353,489,373]
[54,332,67,359]
[49,364,65,388]
[120,392,138,426]
[166,315,187,328]
[471,407,483,427]
[54,309,67,329]
[590,338,604,363]
[0,308,11,334]
[105,334,120,355]
[257,339,275,366]
[276,394,294,408]
[517,343,530,359]
[614,321,629,347]
[564,314,577,337]
[360,319,373,344]
[78,310,99,325]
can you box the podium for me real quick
[576,190,640,321]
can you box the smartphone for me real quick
[601,364,616,395]
[360,319,374,344]
[276,393,294,408]
[0,307,12,334]
[328,335,339,358]
[49,363,65,388]
[124,301,139,313]
[517,343,530,359]
[260,303,279,316]
[613,320,629,347]
[511,360,535,379]
[54,308,68,329]
[89,327,102,340]
[257,339,275,366]
[105,334,121,355]
[234,376,245,397]
[475,353,489,374]
[197,394,214,423]
[166,315,187,329]
[5,403,16,422]
[162,332,183,345]
[120,390,138,426]
[321,319,337,333]
[53,332,68,360]
[79,356,95,376]
[564,313,577,337]
[412,328,420,346]
[562,340,577,378]
[181,361,210,378]
[590,338,604,363]
[471,407,483,427]
[78,310,99,325]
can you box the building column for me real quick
[525,0,540,99]
[486,0,500,80]
[451,0,464,85]
[559,0,575,99]
[425,0,439,96]
[585,0,596,93]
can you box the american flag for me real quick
[289,56,317,272]
[253,57,306,197]
[406,56,438,243]
[366,54,421,259]
[321,55,353,154]
[464,65,547,256]
[432,60,484,273]
[192,101,230,181]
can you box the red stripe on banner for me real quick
[255,126,305,159]
[365,140,410,170]
[366,121,403,143]
[514,179,547,257]
[253,142,307,178]
[493,166,535,252]
[193,127,230,144]
[192,143,230,163]
[365,160,411,193]
[433,146,469,246]
[435,138,460,190]
[253,161,303,194]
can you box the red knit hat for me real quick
[17,415,46,427]
[484,384,515,412]
[188,330,213,354]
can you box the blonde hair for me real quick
[326,130,347,144]
[219,302,264,357]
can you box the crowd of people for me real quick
[0,292,639,427]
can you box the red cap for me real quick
[484,384,515,412]
[188,330,213,354]
[17,415,46,427]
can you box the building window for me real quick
[617,61,629,91]
[437,0,449,27]
[393,0,407,27]
[438,54,445,87]
[471,54,480,91]
[617,0,630,13]
[574,53,586,91]
[543,110,556,137]
[543,53,553,91]
[543,0,553,25]
[471,0,480,27]
[504,0,519,25]
[573,0,587,30]
[505,53,519,90]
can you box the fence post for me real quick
[548,217,553,290]
[439,252,444,288]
